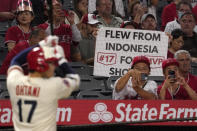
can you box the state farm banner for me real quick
[93,27,168,77]
[1,100,197,126]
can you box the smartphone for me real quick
[168,70,175,78]
[141,73,148,81]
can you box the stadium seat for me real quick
[68,62,93,76]
[0,75,7,92]
[0,91,9,99]
[0,35,5,48]
[93,76,108,90]
[76,90,112,99]
[106,76,120,90]
[0,73,8,98]
[191,62,197,76]
[79,75,106,91]
[62,0,74,10]
[0,47,8,66]
[148,76,164,86]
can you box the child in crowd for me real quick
[5,0,34,51]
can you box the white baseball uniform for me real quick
[7,66,79,131]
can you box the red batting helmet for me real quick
[27,47,58,72]
[131,56,150,69]
[162,58,179,70]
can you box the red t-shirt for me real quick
[161,2,177,31]
[0,0,18,21]
[157,73,197,100]
[0,41,30,74]
[5,26,31,45]
[167,50,174,58]
[192,5,197,24]
[38,22,72,61]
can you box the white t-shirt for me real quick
[7,66,79,131]
[112,77,158,100]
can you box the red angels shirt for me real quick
[161,2,177,31]
[38,22,72,61]
[5,26,31,45]
[167,50,174,58]
[0,0,18,21]
[157,73,197,100]
[0,41,30,74]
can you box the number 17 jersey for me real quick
[7,66,79,131]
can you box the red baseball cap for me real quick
[162,58,179,70]
[131,56,150,69]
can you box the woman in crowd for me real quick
[127,0,146,25]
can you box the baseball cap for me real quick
[162,58,179,70]
[82,14,100,25]
[17,0,33,12]
[140,13,156,23]
[131,56,150,69]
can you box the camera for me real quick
[168,70,175,78]
[141,73,148,81]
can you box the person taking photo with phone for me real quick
[157,57,197,100]
[112,56,158,100]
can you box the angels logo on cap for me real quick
[82,14,100,25]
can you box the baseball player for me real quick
[7,36,80,131]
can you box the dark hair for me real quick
[128,0,140,16]
[16,11,34,25]
[177,1,192,11]
[73,0,87,19]
[180,12,196,22]
[121,21,138,29]
[171,29,184,40]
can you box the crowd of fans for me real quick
[0,0,197,100]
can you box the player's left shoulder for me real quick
[7,65,24,81]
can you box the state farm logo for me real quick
[88,103,113,123]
